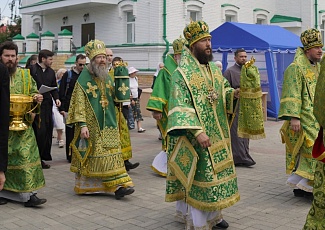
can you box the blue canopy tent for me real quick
[210,22,302,118]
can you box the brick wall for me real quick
[137,74,154,89]
[51,55,71,71]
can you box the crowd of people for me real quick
[0,20,325,229]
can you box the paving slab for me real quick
[0,118,312,230]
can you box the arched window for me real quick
[225,10,237,22]
[221,4,239,22]
[253,8,269,25]
[32,15,42,35]
[183,0,204,23]
[256,14,267,24]
[119,0,137,43]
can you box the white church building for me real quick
[19,0,325,71]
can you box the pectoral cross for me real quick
[100,95,109,108]
[86,82,98,98]
[207,89,219,104]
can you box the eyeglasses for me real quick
[78,64,85,67]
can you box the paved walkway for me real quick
[0,118,312,230]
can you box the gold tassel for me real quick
[306,138,314,148]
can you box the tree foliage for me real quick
[0,16,22,43]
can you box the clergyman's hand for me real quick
[33,94,43,103]
[234,88,240,99]
[196,132,211,149]
[152,111,162,120]
[80,126,90,139]
[290,117,301,132]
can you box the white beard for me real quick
[90,61,108,81]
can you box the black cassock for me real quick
[0,63,10,172]
[30,63,59,161]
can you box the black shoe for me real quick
[304,192,314,201]
[67,155,71,163]
[0,198,7,205]
[294,189,314,200]
[114,187,135,200]
[293,189,305,197]
[234,161,256,167]
[41,161,51,169]
[24,194,47,207]
[214,219,229,229]
[124,160,140,171]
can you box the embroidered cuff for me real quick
[79,122,87,128]
[190,129,203,138]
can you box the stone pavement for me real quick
[0,118,312,230]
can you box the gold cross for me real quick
[180,154,190,167]
[118,83,129,96]
[189,73,204,90]
[100,95,109,108]
[207,89,219,104]
[305,69,315,81]
[86,82,98,98]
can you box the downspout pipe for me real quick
[315,0,318,29]
[162,0,169,62]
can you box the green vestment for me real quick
[146,54,178,149]
[117,110,132,161]
[67,67,133,193]
[279,47,320,180]
[303,55,325,230]
[166,47,239,212]
[5,68,45,192]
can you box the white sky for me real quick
[0,0,19,18]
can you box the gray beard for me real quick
[89,61,108,81]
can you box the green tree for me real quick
[0,16,22,43]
